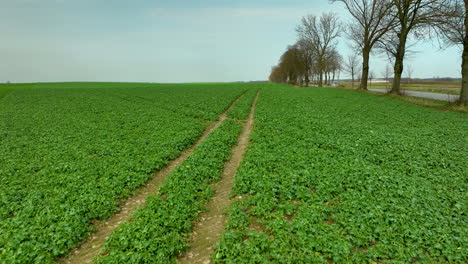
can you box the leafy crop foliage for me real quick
[0,83,258,263]
[214,85,467,263]
[95,119,242,263]
[227,87,260,120]
[0,85,13,101]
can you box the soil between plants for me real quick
[57,92,247,264]
[178,91,260,264]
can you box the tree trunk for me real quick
[391,31,408,95]
[319,72,323,87]
[460,1,468,105]
[360,47,370,90]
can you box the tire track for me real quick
[178,91,260,264]
[57,92,246,264]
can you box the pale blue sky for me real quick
[0,0,461,83]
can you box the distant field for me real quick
[0,83,466,263]
[342,81,461,95]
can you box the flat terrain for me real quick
[214,86,467,263]
[0,83,466,263]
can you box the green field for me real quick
[0,82,256,263]
[0,83,466,263]
[214,86,467,263]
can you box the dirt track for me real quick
[57,93,246,264]
[178,91,260,264]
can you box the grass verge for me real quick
[341,87,467,114]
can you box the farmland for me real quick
[214,86,467,263]
[0,83,255,263]
[0,83,467,263]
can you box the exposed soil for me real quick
[56,93,246,264]
[178,91,260,264]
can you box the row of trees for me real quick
[270,0,468,106]
[269,13,343,87]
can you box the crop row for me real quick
[214,86,467,263]
[0,83,255,263]
[227,88,260,120]
[95,119,243,263]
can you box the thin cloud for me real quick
[149,7,314,21]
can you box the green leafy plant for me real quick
[214,84,467,263]
[0,83,256,263]
[95,119,242,263]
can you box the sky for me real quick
[0,0,462,83]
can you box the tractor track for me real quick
[178,91,260,264]
[57,92,247,264]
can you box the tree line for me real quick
[269,0,468,106]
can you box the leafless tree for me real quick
[296,13,341,87]
[330,50,343,84]
[382,64,392,89]
[269,65,287,83]
[356,66,362,83]
[405,63,413,84]
[323,49,342,85]
[369,70,375,88]
[383,0,452,95]
[269,47,301,84]
[437,0,467,105]
[343,54,360,89]
[296,39,316,86]
[438,0,464,45]
[331,0,396,90]
[269,43,319,86]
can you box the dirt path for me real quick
[178,91,260,264]
[57,93,246,264]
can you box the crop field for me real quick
[0,82,256,263]
[0,83,466,263]
[214,87,467,263]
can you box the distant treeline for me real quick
[269,0,467,105]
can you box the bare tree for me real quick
[331,0,396,90]
[296,13,341,87]
[269,43,320,86]
[385,0,452,94]
[405,63,413,84]
[382,64,392,89]
[343,54,360,89]
[369,70,375,88]
[437,0,467,105]
[323,49,342,85]
[330,50,343,84]
[438,0,464,45]
[296,39,316,86]
[356,66,362,83]
[269,47,301,84]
